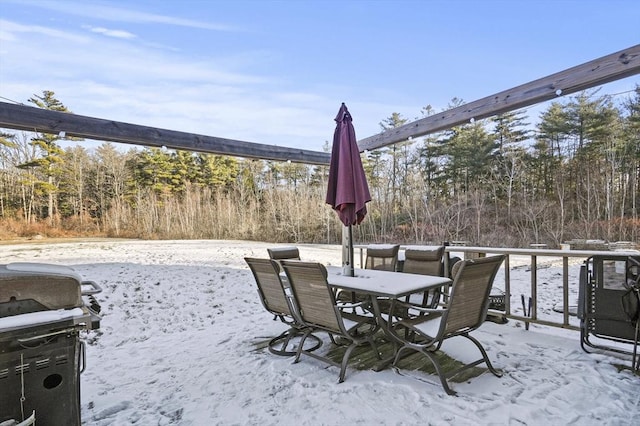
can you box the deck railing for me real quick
[354,245,639,331]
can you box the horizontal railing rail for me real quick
[354,244,640,331]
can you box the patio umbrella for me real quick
[326,103,371,277]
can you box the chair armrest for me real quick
[337,301,368,310]
[390,300,444,320]
[392,299,441,314]
[334,288,349,298]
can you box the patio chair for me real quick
[402,246,446,309]
[578,254,640,372]
[267,246,301,288]
[244,257,321,356]
[267,246,301,261]
[365,244,400,271]
[387,255,506,395]
[279,260,381,383]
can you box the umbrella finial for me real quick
[335,103,351,123]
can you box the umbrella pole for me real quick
[342,225,355,277]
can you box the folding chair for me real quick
[578,254,640,372]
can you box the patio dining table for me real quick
[325,266,451,370]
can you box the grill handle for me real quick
[16,327,81,345]
[81,280,102,295]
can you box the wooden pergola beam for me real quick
[0,102,332,165]
[0,45,637,163]
[358,44,640,152]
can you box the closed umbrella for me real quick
[326,103,371,277]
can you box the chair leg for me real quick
[464,333,503,378]
[339,343,358,383]
[294,329,313,363]
[420,348,458,396]
[336,334,380,383]
[393,345,412,366]
[268,329,297,356]
[632,322,639,373]
[269,328,322,357]
[394,344,457,396]
[393,335,499,396]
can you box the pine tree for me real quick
[18,91,70,224]
[379,112,408,218]
[491,110,531,152]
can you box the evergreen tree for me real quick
[18,91,71,224]
[537,102,570,159]
[566,91,619,159]
[440,120,497,194]
[490,109,532,213]
[618,86,640,229]
[379,112,409,218]
[413,105,446,198]
[491,110,531,152]
[0,132,18,217]
[195,153,238,189]
[132,148,176,194]
[58,145,91,220]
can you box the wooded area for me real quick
[1,88,638,248]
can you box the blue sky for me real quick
[0,0,638,152]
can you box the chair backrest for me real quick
[579,254,640,341]
[365,244,400,271]
[244,257,292,318]
[279,260,342,332]
[441,255,505,336]
[267,246,300,261]
[403,246,445,276]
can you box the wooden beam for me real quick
[0,102,331,166]
[1,46,637,163]
[358,44,640,152]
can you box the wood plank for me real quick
[358,44,640,152]
[253,330,487,383]
[0,102,332,165]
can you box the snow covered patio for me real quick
[0,239,638,425]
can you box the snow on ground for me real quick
[0,239,638,425]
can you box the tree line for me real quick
[1,88,639,248]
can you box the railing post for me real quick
[504,255,511,316]
[563,256,569,326]
[530,254,537,323]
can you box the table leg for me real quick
[369,296,403,372]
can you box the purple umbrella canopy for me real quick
[326,103,371,226]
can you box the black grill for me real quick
[0,262,102,426]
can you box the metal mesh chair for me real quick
[365,244,400,271]
[387,255,506,395]
[267,246,301,261]
[402,246,446,308]
[244,257,320,356]
[280,260,380,383]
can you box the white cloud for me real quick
[13,0,242,32]
[84,25,137,40]
[0,6,421,152]
[0,16,335,150]
[0,19,90,43]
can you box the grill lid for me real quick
[0,263,83,318]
